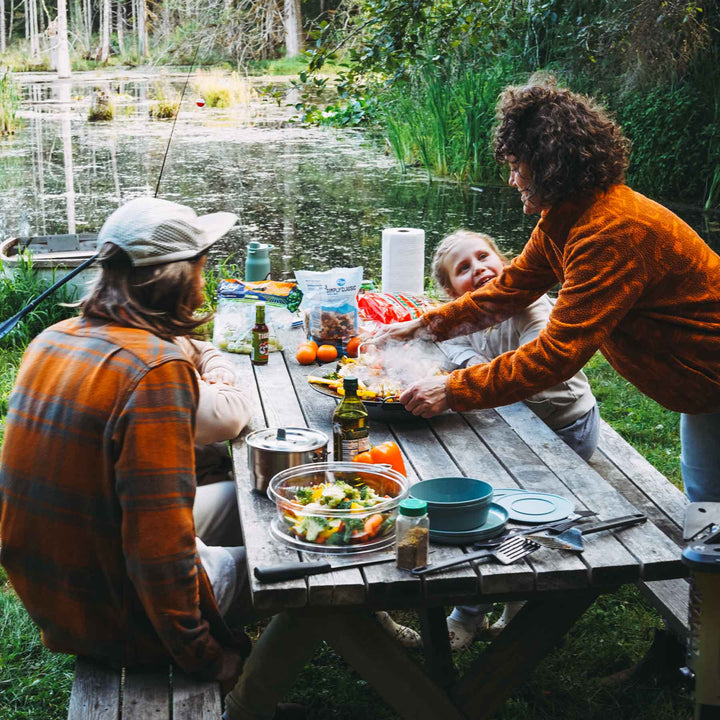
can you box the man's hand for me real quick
[216,648,244,695]
[399,375,450,418]
[202,367,236,385]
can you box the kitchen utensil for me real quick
[409,477,494,531]
[246,426,328,494]
[254,554,394,583]
[410,535,540,577]
[267,461,409,554]
[495,491,575,523]
[471,510,597,549]
[527,513,647,551]
[429,504,509,545]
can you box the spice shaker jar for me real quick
[396,498,429,570]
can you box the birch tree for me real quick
[100,0,110,61]
[56,0,72,77]
[137,0,148,57]
[27,0,41,58]
[0,0,5,54]
[283,0,302,57]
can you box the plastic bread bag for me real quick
[295,267,363,350]
[357,291,442,324]
[212,279,302,354]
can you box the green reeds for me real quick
[87,89,114,122]
[0,70,20,136]
[191,70,256,108]
[381,61,507,183]
[149,80,181,119]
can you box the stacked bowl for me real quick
[409,477,507,544]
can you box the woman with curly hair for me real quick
[379,79,720,503]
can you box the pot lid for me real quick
[247,426,328,452]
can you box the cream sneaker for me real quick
[375,611,422,649]
[446,615,489,652]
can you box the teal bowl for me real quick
[409,477,494,531]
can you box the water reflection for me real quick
[1,71,718,285]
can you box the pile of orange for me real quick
[295,336,362,365]
[295,340,339,365]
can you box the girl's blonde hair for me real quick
[432,230,509,294]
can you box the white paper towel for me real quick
[381,227,425,295]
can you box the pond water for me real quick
[2,70,719,285]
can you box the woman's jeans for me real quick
[681,410,720,502]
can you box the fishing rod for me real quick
[0,47,201,342]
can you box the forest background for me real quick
[1,0,720,210]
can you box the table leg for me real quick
[451,590,601,720]
[321,608,468,720]
[419,606,457,689]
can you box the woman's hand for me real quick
[372,317,430,345]
[399,375,450,418]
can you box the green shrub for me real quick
[0,70,20,136]
[149,79,180,119]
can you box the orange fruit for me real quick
[345,336,362,358]
[296,343,317,365]
[316,344,338,363]
[306,340,319,352]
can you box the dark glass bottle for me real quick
[332,376,370,461]
[251,301,269,365]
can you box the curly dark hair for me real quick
[492,80,631,207]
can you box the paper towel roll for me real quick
[381,227,425,295]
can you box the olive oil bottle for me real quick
[332,376,370,461]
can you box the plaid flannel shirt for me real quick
[0,316,247,676]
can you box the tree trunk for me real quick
[56,0,71,76]
[0,0,6,55]
[137,0,147,57]
[99,0,110,61]
[284,0,302,57]
[83,0,91,49]
[8,0,13,43]
[116,0,123,55]
[28,0,41,58]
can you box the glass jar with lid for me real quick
[395,498,429,570]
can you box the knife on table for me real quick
[254,555,395,583]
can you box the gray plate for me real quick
[429,504,509,545]
[496,492,575,524]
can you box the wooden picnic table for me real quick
[225,327,686,720]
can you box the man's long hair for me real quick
[82,243,210,339]
[492,78,631,207]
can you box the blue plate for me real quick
[496,492,574,524]
[429,504,509,545]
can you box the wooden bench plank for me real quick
[172,670,222,719]
[67,658,121,720]
[123,669,170,720]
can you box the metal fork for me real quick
[410,535,540,577]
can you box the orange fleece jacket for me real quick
[422,184,720,414]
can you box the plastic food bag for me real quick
[213,279,302,354]
[295,267,363,348]
[357,292,441,325]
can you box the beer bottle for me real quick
[251,301,269,365]
[332,376,370,461]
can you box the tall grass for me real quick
[149,78,181,119]
[191,70,257,108]
[382,62,508,183]
[0,70,20,136]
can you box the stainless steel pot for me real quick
[247,427,328,494]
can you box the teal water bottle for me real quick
[245,241,274,282]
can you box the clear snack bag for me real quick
[295,267,363,350]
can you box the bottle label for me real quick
[251,331,269,363]
[340,435,370,461]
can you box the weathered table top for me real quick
[225,328,686,720]
[227,328,683,612]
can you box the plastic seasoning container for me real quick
[396,498,429,570]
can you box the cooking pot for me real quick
[247,427,328,494]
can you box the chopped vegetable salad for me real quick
[282,479,395,546]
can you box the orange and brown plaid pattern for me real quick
[423,184,720,414]
[0,316,244,676]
